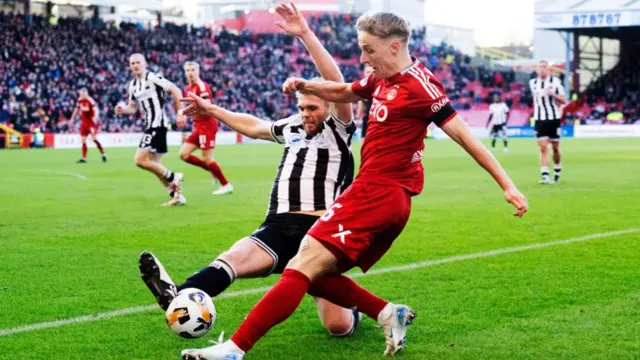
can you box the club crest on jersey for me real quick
[387,89,398,101]
[430,97,450,113]
[287,134,303,146]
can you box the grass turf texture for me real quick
[0,137,638,359]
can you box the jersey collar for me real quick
[387,57,420,83]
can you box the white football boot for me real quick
[162,193,187,206]
[212,183,234,196]
[171,172,184,193]
[378,304,416,356]
[181,336,245,360]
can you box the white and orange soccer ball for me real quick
[165,288,216,339]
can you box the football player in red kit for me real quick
[71,88,106,163]
[178,62,233,195]
[181,7,528,360]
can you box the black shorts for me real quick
[139,127,168,154]
[535,120,561,140]
[490,124,506,137]
[249,213,320,275]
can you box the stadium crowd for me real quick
[1,11,636,133]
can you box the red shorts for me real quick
[185,128,217,150]
[79,123,97,137]
[308,182,412,273]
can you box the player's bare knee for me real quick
[326,318,354,337]
[179,151,190,162]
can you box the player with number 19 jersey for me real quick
[184,81,218,150]
[308,58,457,272]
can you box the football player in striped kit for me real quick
[529,60,567,184]
[138,3,362,339]
[115,54,186,206]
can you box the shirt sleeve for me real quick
[270,115,294,144]
[503,103,510,112]
[350,74,376,100]
[128,82,136,102]
[147,72,172,91]
[555,78,566,96]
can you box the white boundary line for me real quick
[21,169,87,180]
[1,228,638,337]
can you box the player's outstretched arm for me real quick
[441,115,529,217]
[275,2,352,122]
[283,77,362,104]
[182,92,276,142]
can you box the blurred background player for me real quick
[70,88,107,163]
[529,60,566,184]
[177,62,233,195]
[355,64,374,140]
[139,2,359,339]
[486,94,510,152]
[115,53,186,206]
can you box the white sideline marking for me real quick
[24,169,87,180]
[1,228,638,337]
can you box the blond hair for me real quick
[356,12,411,43]
[184,61,200,71]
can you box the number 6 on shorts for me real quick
[320,203,343,221]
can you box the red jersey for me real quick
[77,97,96,125]
[185,80,218,131]
[350,58,457,195]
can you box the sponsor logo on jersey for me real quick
[287,134,303,146]
[387,89,398,101]
[430,97,450,113]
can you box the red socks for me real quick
[185,155,208,170]
[231,269,310,352]
[308,274,388,320]
[207,161,228,185]
[183,156,229,185]
[81,143,87,159]
[94,140,104,154]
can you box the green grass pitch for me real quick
[0,137,639,359]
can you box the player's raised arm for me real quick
[275,2,352,123]
[283,77,362,104]
[440,115,529,217]
[182,92,278,142]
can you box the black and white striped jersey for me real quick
[267,113,355,215]
[529,76,565,121]
[489,102,509,125]
[128,71,172,129]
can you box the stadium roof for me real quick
[534,0,640,38]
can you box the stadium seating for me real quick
[0,12,547,132]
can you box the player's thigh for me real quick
[286,235,341,280]
[218,237,275,278]
[134,148,153,165]
[178,142,198,160]
[551,139,561,152]
[314,297,354,333]
[536,138,550,151]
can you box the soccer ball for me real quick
[165,288,216,339]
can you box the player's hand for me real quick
[181,92,213,117]
[504,187,528,218]
[275,2,310,37]
[282,77,307,94]
[115,105,124,116]
[176,113,187,128]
